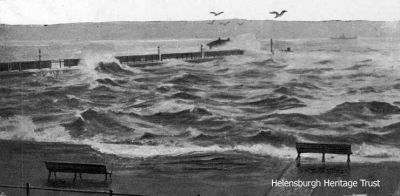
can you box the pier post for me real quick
[60,60,62,69]
[270,39,274,55]
[19,62,21,71]
[200,44,204,58]
[38,48,41,69]
[158,46,162,61]
[7,63,10,72]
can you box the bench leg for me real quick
[347,154,351,166]
[73,172,77,182]
[79,173,82,180]
[296,153,301,167]
[322,153,325,163]
[109,173,112,181]
[48,171,51,181]
[54,172,57,180]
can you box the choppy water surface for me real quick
[1,37,400,162]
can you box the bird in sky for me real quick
[269,10,287,18]
[210,11,224,16]
[208,20,216,25]
[219,21,230,26]
[237,22,245,26]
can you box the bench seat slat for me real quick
[296,143,351,154]
[45,161,111,174]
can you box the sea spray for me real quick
[77,52,132,89]
[0,116,37,140]
[224,33,262,51]
[0,115,76,143]
[79,53,118,78]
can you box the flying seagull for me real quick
[269,10,287,18]
[208,20,216,25]
[237,22,245,26]
[210,11,224,16]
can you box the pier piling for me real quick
[158,46,162,61]
[200,44,205,58]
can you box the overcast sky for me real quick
[1,0,400,24]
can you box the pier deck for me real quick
[0,48,244,72]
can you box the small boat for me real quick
[330,34,357,40]
[206,37,230,49]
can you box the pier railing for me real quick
[115,48,244,65]
[0,183,144,196]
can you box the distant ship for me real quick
[330,34,357,40]
[206,37,230,49]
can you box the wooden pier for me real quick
[0,46,244,72]
[116,45,243,65]
[0,59,81,72]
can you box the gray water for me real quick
[1,36,400,163]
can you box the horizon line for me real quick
[1,19,399,26]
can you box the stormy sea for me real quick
[1,35,400,195]
[2,36,400,162]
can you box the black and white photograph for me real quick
[1,0,400,195]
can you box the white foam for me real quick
[0,116,37,140]
[0,115,77,143]
[185,127,204,137]
[353,143,400,162]
[88,142,297,159]
[1,116,400,163]
[75,52,133,89]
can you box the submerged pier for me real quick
[0,46,244,72]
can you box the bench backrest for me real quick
[45,161,108,174]
[296,143,351,154]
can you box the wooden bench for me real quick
[45,161,112,181]
[295,143,352,167]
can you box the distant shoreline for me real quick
[1,19,399,26]
[1,20,398,41]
